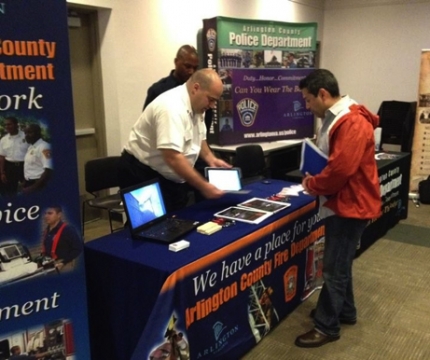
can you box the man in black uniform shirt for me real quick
[142,45,199,110]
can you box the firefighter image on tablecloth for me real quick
[149,314,190,360]
[248,281,279,341]
[301,237,325,301]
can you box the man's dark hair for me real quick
[5,116,18,125]
[299,69,340,97]
[10,345,20,355]
[26,123,42,135]
[176,45,198,60]
[48,205,63,213]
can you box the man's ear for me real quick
[319,88,330,101]
[192,82,200,94]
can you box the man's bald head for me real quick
[187,68,223,114]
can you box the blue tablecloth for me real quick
[85,179,318,360]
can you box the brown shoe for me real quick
[295,328,340,348]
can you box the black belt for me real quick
[23,179,37,187]
[5,160,24,166]
[122,150,147,166]
[121,150,134,160]
[121,150,161,179]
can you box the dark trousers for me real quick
[0,161,24,196]
[118,151,190,212]
[313,215,368,336]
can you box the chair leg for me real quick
[108,211,113,234]
[81,202,86,237]
[108,210,125,233]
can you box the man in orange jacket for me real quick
[295,69,381,348]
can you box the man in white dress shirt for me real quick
[0,116,29,196]
[119,68,231,211]
[22,123,53,194]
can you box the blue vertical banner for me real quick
[0,1,91,358]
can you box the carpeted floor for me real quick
[241,202,430,360]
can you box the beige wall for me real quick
[323,0,430,112]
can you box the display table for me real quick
[84,180,324,360]
[357,152,411,255]
[285,151,411,256]
[210,140,302,179]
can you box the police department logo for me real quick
[237,98,259,127]
[206,28,217,52]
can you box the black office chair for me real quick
[82,156,124,235]
[378,100,416,152]
[234,144,267,185]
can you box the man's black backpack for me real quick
[419,176,430,204]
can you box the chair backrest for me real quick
[85,156,121,194]
[378,100,416,151]
[234,144,266,179]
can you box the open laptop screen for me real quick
[121,180,166,230]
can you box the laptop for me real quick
[205,167,251,194]
[120,179,199,243]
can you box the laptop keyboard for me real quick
[143,218,191,238]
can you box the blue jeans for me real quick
[313,215,368,337]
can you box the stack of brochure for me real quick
[214,197,291,224]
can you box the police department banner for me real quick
[131,205,324,359]
[0,1,91,358]
[202,16,317,146]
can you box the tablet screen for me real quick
[205,168,242,191]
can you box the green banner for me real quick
[217,16,317,51]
